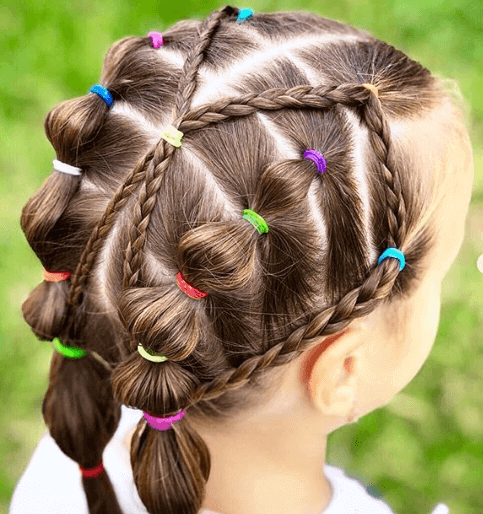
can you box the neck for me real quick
[198,421,333,514]
[194,361,335,514]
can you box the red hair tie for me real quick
[176,271,208,300]
[43,269,71,282]
[80,461,105,478]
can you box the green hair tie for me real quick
[52,337,87,359]
[242,209,269,234]
[137,344,168,363]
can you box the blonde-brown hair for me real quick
[21,6,459,514]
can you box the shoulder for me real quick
[323,465,450,514]
[9,432,88,514]
[10,407,148,514]
[324,464,397,514]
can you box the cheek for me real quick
[360,282,442,413]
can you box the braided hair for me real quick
[21,6,455,514]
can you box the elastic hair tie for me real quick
[137,343,168,363]
[237,8,254,21]
[242,209,269,234]
[377,247,406,271]
[176,271,208,300]
[161,125,183,148]
[80,461,105,479]
[362,83,379,98]
[53,159,82,176]
[143,409,186,431]
[148,31,164,49]
[303,149,327,174]
[89,84,114,108]
[43,269,71,282]
[52,337,88,359]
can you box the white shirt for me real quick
[9,406,449,514]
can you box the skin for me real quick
[125,97,474,514]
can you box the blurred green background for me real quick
[1,1,482,513]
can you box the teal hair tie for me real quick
[89,84,114,108]
[377,247,406,271]
[242,209,269,234]
[138,344,168,363]
[52,337,87,359]
[237,8,254,21]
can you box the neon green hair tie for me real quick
[160,125,183,148]
[137,344,168,363]
[242,209,269,234]
[52,337,87,359]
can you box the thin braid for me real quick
[178,83,372,130]
[67,146,158,309]
[122,9,228,290]
[360,93,408,249]
[189,261,399,404]
[172,9,230,124]
[121,140,176,289]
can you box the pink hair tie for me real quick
[304,149,327,173]
[144,409,186,431]
[43,269,71,282]
[148,31,164,49]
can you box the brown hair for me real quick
[21,6,459,514]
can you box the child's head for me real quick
[20,6,473,514]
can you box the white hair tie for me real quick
[53,159,82,176]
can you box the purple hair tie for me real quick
[143,409,186,431]
[148,31,164,49]
[304,149,327,173]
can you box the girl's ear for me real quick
[307,327,365,420]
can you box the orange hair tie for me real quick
[43,269,71,282]
[176,271,208,300]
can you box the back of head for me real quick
[20,6,469,514]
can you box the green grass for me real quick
[1,1,482,513]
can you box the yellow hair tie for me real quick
[137,343,168,363]
[161,125,183,147]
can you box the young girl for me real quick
[10,6,473,514]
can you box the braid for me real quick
[67,146,157,308]
[189,245,396,405]
[180,83,372,129]
[172,9,231,123]
[122,8,231,290]
[67,7,235,309]
[360,90,408,249]
[67,80,373,310]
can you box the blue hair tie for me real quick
[237,8,254,22]
[377,247,406,271]
[89,84,114,108]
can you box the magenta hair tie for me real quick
[148,31,164,49]
[303,149,327,173]
[143,409,186,431]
